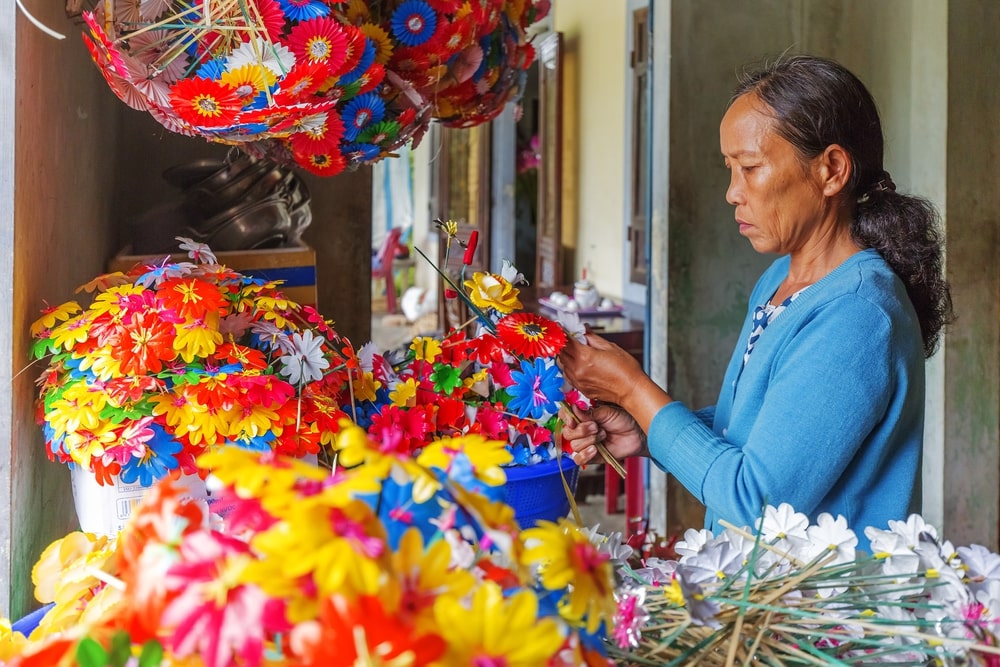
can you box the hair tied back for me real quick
[857,172,896,204]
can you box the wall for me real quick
[655,0,999,547]
[554,3,627,296]
[941,2,1000,548]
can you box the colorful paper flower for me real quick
[286,16,350,70]
[505,357,564,421]
[391,1,438,48]
[277,0,330,22]
[340,91,386,141]
[496,311,568,359]
[168,77,242,128]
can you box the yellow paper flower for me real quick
[433,582,564,666]
[410,336,442,362]
[49,313,93,352]
[249,497,388,605]
[463,271,522,314]
[172,313,223,363]
[381,528,475,633]
[30,300,81,337]
[417,434,512,487]
[0,618,27,660]
[389,377,419,407]
[520,518,618,633]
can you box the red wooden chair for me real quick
[372,226,403,313]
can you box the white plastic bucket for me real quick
[71,467,209,537]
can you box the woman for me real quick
[558,55,951,548]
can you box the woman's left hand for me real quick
[558,333,645,405]
[560,333,673,434]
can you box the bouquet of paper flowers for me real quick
[79,0,549,176]
[600,503,1000,665]
[354,226,589,470]
[29,238,357,487]
[0,433,622,667]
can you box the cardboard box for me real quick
[108,245,318,306]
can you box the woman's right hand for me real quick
[560,403,648,465]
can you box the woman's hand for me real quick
[558,334,645,405]
[559,333,673,433]
[560,403,647,465]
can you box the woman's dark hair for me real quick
[730,55,952,357]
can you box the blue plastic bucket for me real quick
[503,457,579,528]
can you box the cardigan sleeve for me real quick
[692,406,716,429]
[647,294,899,529]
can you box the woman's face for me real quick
[720,93,830,255]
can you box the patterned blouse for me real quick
[742,288,807,366]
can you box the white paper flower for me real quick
[176,236,217,265]
[278,329,330,385]
[959,543,1000,593]
[674,527,714,560]
[866,530,921,580]
[633,557,676,586]
[805,512,858,565]
[226,38,295,78]
[756,502,810,552]
[679,540,744,586]
[887,513,939,548]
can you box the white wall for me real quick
[554,3,628,297]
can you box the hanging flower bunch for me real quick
[597,503,1000,665]
[78,0,550,176]
[351,228,588,467]
[1,439,620,666]
[29,238,358,487]
[359,0,551,128]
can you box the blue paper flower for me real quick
[277,0,329,22]
[119,424,183,487]
[391,0,437,47]
[342,142,381,162]
[233,432,275,453]
[341,92,386,141]
[506,357,564,421]
[338,39,377,85]
[195,58,225,81]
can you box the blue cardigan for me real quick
[648,249,924,550]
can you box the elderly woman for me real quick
[558,55,951,548]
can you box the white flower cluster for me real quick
[591,504,1000,663]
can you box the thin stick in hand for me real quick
[596,440,626,479]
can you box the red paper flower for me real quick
[289,594,445,666]
[169,77,242,128]
[293,148,347,177]
[116,309,177,376]
[255,0,288,41]
[274,60,334,106]
[335,25,369,77]
[495,312,568,359]
[287,16,350,71]
[288,111,346,155]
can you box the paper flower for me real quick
[30,238,357,483]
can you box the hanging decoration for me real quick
[78,0,550,176]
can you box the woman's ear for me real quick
[816,144,852,197]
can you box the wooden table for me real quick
[520,287,648,544]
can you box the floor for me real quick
[370,298,628,539]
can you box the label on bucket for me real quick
[71,468,209,537]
